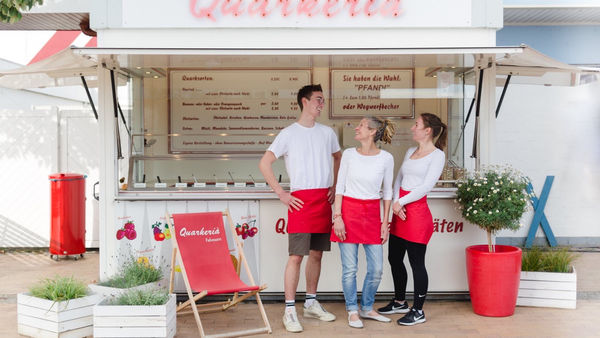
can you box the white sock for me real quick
[304,294,316,307]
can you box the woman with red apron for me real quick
[377,113,447,327]
[331,116,395,329]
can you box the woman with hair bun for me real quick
[331,116,396,328]
[377,113,447,326]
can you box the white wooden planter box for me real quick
[517,267,577,309]
[93,293,176,338]
[88,278,167,302]
[17,292,102,338]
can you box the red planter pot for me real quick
[465,245,522,317]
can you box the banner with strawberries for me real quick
[112,200,259,292]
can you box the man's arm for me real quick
[259,151,303,211]
[328,150,342,204]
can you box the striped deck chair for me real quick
[167,210,271,337]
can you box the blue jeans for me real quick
[338,242,384,312]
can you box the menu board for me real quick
[169,69,311,154]
[330,69,414,119]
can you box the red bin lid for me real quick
[49,173,86,180]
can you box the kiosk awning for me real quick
[1,45,598,89]
[0,48,97,89]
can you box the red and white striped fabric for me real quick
[29,31,96,65]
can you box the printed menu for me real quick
[169,69,311,153]
[330,69,413,118]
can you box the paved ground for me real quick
[1,250,599,337]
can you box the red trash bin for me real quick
[49,173,86,259]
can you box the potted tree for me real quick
[17,275,102,337]
[88,256,165,301]
[456,165,531,317]
[93,288,176,337]
[518,247,578,309]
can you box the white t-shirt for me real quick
[335,148,394,200]
[393,146,446,205]
[268,122,341,191]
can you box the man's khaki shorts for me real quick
[288,233,331,256]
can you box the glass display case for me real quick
[124,133,289,193]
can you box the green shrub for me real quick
[521,247,577,273]
[29,276,87,301]
[99,259,163,288]
[112,289,169,306]
[456,165,531,252]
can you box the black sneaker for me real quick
[397,308,426,326]
[377,299,410,314]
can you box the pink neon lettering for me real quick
[297,0,320,17]
[248,0,271,17]
[322,0,342,17]
[363,0,377,17]
[189,0,403,20]
[190,0,220,21]
[378,0,401,17]
[221,0,245,16]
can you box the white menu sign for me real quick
[169,69,311,153]
[330,69,413,119]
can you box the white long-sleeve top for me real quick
[393,146,446,205]
[336,148,394,200]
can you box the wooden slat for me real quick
[516,297,576,309]
[518,288,576,300]
[519,280,576,291]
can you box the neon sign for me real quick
[190,0,403,21]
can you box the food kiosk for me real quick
[2,0,596,296]
[82,46,594,295]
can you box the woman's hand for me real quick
[381,222,390,244]
[393,201,407,221]
[333,217,346,241]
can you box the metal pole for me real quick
[452,97,475,157]
[110,69,123,159]
[80,76,98,120]
[495,74,512,118]
[117,102,130,136]
[471,69,484,161]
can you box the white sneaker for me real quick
[347,311,364,329]
[283,311,303,333]
[359,309,392,322]
[303,300,336,322]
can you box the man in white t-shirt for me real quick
[259,84,341,333]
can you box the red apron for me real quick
[331,196,381,244]
[287,188,332,234]
[390,189,433,244]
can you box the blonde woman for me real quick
[331,116,395,328]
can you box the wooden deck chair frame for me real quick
[166,210,272,338]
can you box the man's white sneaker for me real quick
[283,311,303,333]
[303,300,336,322]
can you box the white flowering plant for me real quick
[455,165,531,252]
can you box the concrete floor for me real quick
[1,250,599,337]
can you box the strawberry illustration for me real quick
[124,221,135,230]
[116,229,125,240]
[125,229,137,240]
